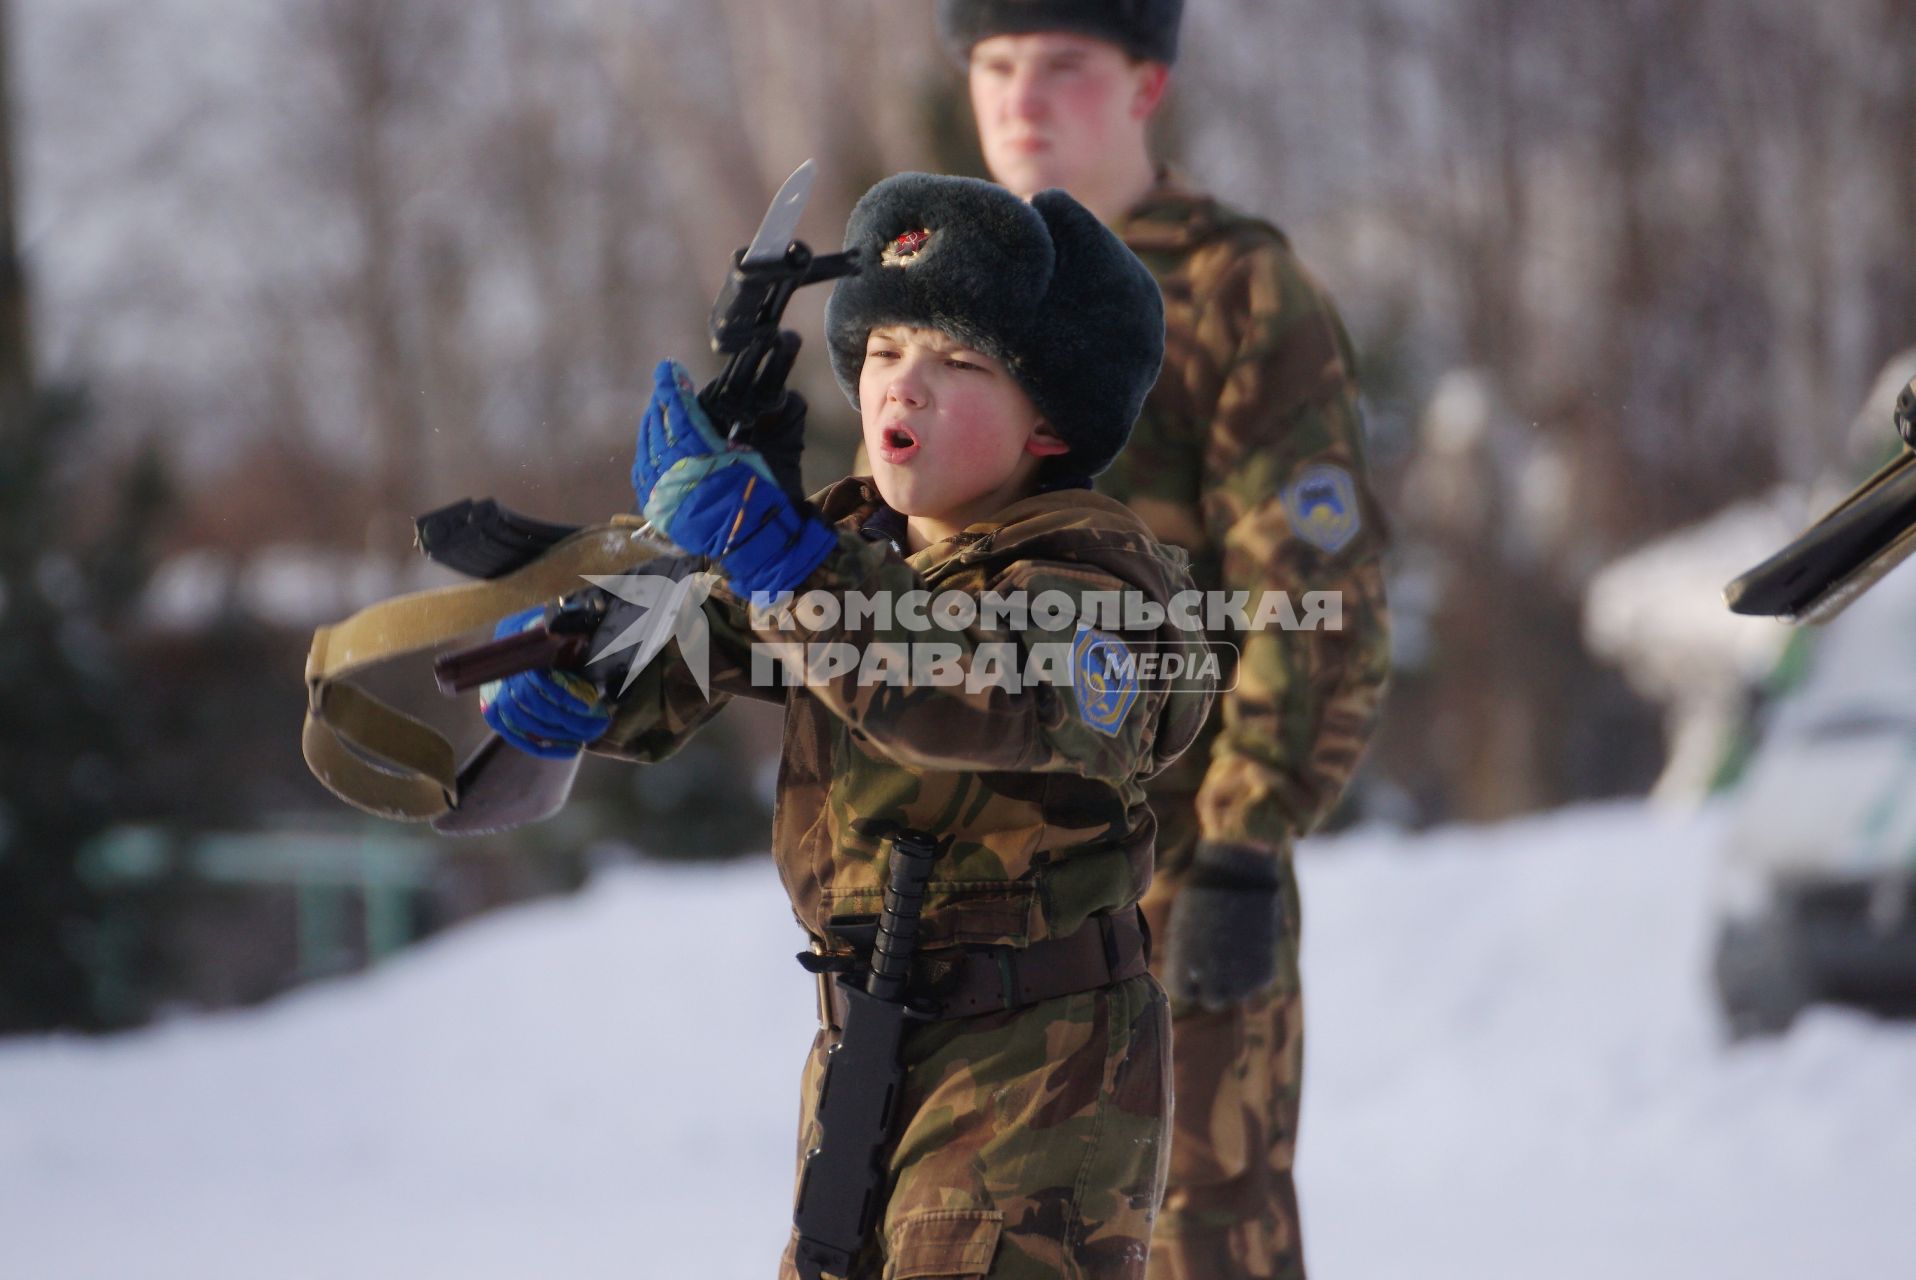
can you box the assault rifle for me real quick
[423,159,859,696]
[300,160,860,833]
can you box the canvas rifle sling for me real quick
[302,516,668,821]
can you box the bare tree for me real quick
[300,0,465,529]
[0,0,27,424]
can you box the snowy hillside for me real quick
[3,803,1914,1279]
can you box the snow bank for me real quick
[1297,803,1916,1279]
[3,804,1914,1278]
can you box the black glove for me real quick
[751,390,810,507]
[1162,840,1286,1011]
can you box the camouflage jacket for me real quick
[1104,171,1391,865]
[594,476,1214,952]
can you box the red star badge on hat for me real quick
[881,228,933,268]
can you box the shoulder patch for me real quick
[1282,463,1361,555]
[1070,625,1139,738]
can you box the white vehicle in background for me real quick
[1581,353,1916,1038]
[1712,555,1916,1036]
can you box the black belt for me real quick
[810,908,1151,1030]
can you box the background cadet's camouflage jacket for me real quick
[594,476,1214,951]
[1103,171,1391,866]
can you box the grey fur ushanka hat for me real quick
[936,0,1184,66]
[825,172,1164,479]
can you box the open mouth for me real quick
[877,422,920,463]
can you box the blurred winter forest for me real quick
[3,0,1913,1030]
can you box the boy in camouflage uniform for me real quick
[481,173,1215,1277]
[935,5,1394,1277]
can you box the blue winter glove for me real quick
[630,359,836,599]
[478,607,612,759]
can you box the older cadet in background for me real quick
[934,4,1392,1277]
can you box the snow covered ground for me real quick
[3,801,1914,1279]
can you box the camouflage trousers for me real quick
[1140,857,1307,1280]
[779,972,1172,1279]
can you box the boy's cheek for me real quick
[856,405,889,455]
